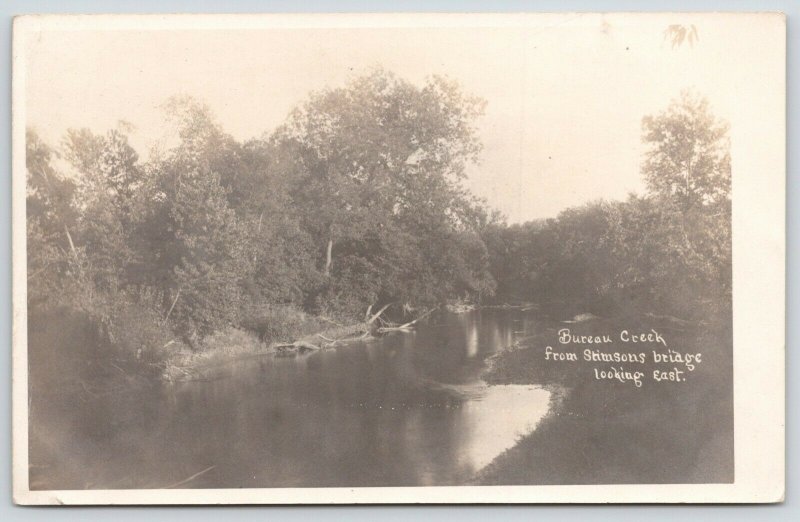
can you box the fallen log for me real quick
[272,320,375,352]
[273,340,322,352]
[317,330,373,346]
[366,303,393,324]
[270,302,433,352]
[401,307,436,327]
[376,307,437,333]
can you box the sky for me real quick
[19,13,782,222]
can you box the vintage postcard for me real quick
[11,13,785,504]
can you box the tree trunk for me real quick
[163,288,181,324]
[63,224,78,260]
[253,211,264,263]
[324,237,333,277]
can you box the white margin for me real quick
[10,12,786,505]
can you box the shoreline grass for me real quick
[475,312,733,484]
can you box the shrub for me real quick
[98,297,184,364]
[199,327,263,355]
[238,301,326,343]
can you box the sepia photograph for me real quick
[11,13,785,504]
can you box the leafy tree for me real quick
[62,126,143,291]
[137,99,252,339]
[641,91,731,305]
[642,90,730,209]
[26,129,80,301]
[273,68,493,311]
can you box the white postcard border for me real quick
[11,12,786,505]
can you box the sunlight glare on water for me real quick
[459,384,551,471]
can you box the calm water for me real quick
[30,310,552,489]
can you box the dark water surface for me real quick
[30,309,552,489]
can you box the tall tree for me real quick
[641,91,731,303]
[62,126,143,291]
[641,90,731,209]
[274,69,486,273]
[138,98,252,338]
[26,129,80,301]
[272,69,493,312]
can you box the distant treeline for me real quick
[484,91,731,319]
[26,69,730,361]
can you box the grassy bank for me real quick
[160,319,374,381]
[476,311,733,484]
[28,301,371,394]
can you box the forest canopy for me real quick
[26,70,731,361]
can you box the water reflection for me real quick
[30,309,552,489]
[459,384,550,470]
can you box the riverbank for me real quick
[160,320,376,381]
[159,303,445,380]
[476,311,734,484]
[29,297,445,400]
[28,302,378,395]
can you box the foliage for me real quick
[271,68,494,311]
[26,130,80,303]
[26,71,731,366]
[238,301,328,343]
[641,90,730,208]
[27,69,496,356]
[485,92,731,319]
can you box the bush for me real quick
[98,297,184,363]
[199,327,263,355]
[33,281,185,362]
[27,294,185,389]
[238,301,327,343]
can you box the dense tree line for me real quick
[27,70,496,354]
[27,71,730,361]
[483,91,731,319]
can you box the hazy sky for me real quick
[20,14,781,222]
